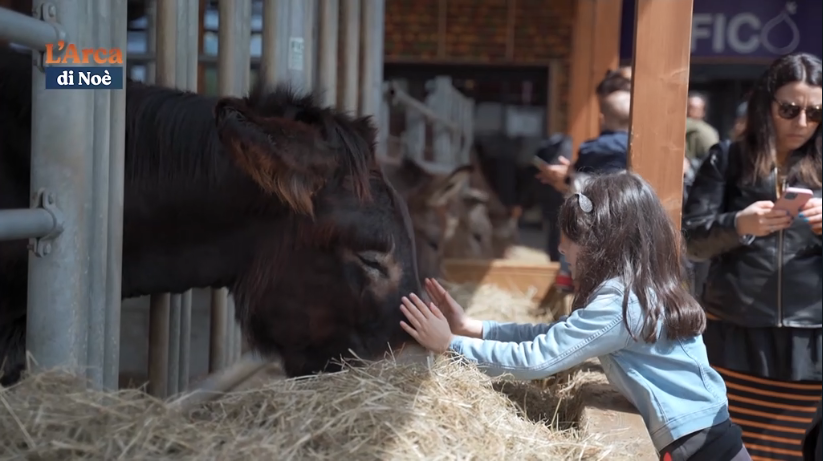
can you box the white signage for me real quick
[691,4,801,56]
[288,37,304,71]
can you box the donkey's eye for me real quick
[356,251,383,269]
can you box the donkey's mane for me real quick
[124,79,376,199]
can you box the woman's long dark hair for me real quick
[559,172,705,343]
[742,52,822,187]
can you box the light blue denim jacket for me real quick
[449,278,729,452]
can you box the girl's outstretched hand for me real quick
[400,294,453,354]
[425,278,483,338]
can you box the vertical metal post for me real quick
[237,0,252,94]
[164,0,191,397]
[270,0,309,88]
[260,0,279,85]
[178,290,192,390]
[359,0,385,155]
[145,0,156,84]
[226,296,236,364]
[167,293,181,395]
[87,0,113,390]
[178,0,200,393]
[210,0,249,372]
[303,0,317,91]
[104,0,128,391]
[358,0,384,119]
[147,293,169,397]
[338,0,360,114]
[27,0,94,378]
[147,0,176,398]
[318,0,338,108]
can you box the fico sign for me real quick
[620,0,822,61]
[691,2,800,56]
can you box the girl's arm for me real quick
[682,141,746,261]
[477,316,569,343]
[449,284,629,381]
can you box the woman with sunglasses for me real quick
[683,52,822,461]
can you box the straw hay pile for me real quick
[0,278,619,461]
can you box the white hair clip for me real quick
[576,193,593,213]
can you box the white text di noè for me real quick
[56,69,113,87]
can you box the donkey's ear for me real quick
[214,97,336,216]
[424,164,473,208]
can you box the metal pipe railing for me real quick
[103,0,129,391]
[27,0,95,378]
[0,5,66,52]
[0,209,58,241]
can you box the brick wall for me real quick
[385,0,575,130]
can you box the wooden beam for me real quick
[437,0,447,59]
[547,59,563,134]
[627,0,694,228]
[505,0,516,61]
[566,0,623,160]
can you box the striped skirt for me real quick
[715,366,821,461]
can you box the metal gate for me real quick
[0,0,386,398]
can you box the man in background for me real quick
[535,70,632,294]
[685,92,720,165]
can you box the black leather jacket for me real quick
[682,141,822,328]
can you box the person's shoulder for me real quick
[588,279,629,311]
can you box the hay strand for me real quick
[0,283,622,461]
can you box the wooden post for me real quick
[547,60,563,134]
[566,0,623,159]
[627,0,694,228]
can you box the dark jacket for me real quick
[573,130,629,175]
[682,141,822,328]
[803,400,822,461]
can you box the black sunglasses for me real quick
[773,99,822,124]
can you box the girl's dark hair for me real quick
[559,172,705,343]
[742,52,822,187]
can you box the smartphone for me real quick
[532,155,551,169]
[774,187,814,217]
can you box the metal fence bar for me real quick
[178,290,192,391]
[209,0,243,373]
[164,0,190,398]
[0,209,58,241]
[317,0,338,108]
[26,0,94,378]
[0,5,66,51]
[260,0,278,84]
[147,292,169,396]
[147,0,177,398]
[144,0,156,84]
[167,293,181,395]
[104,0,128,391]
[337,0,360,113]
[178,0,200,393]
[358,0,382,119]
[87,0,113,390]
[226,296,236,365]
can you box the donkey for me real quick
[0,45,427,387]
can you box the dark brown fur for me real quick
[0,45,422,385]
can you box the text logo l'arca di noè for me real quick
[44,41,125,90]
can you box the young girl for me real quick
[399,172,751,461]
